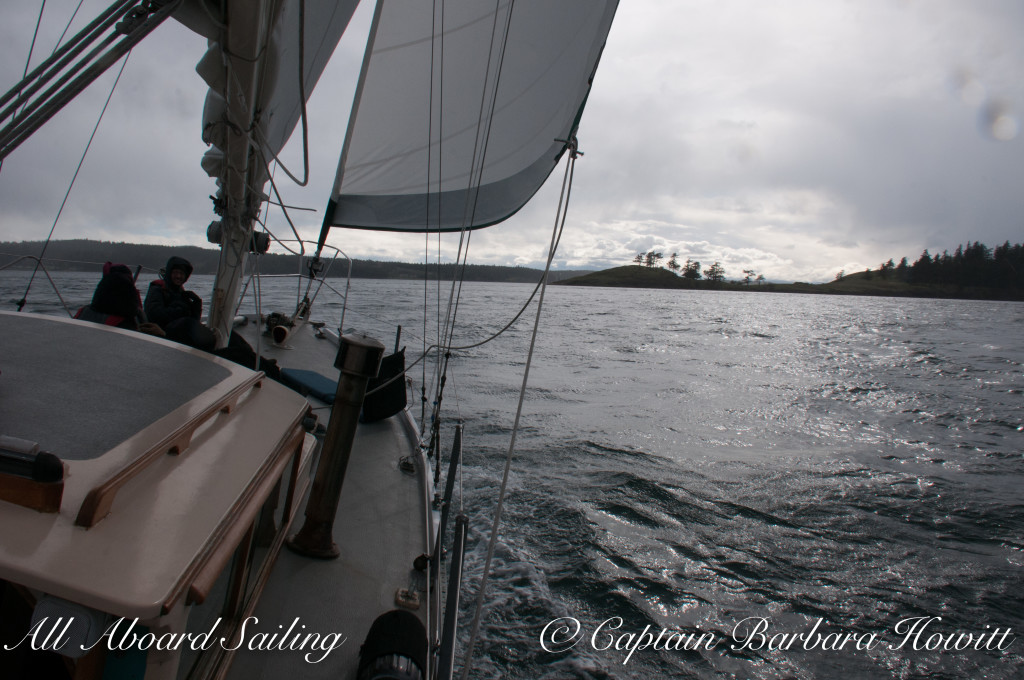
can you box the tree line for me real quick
[632,250,764,286]
[836,240,1024,292]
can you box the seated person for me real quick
[142,256,282,381]
[144,256,215,351]
[75,262,163,336]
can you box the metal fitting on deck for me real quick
[286,334,385,559]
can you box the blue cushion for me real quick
[280,368,338,404]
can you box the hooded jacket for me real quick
[75,262,143,329]
[144,256,202,329]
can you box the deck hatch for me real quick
[0,313,230,461]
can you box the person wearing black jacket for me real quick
[144,256,215,350]
[75,261,164,336]
[142,255,283,382]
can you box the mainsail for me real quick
[320,0,619,239]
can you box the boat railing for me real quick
[433,423,466,680]
[75,371,266,528]
[237,239,353,339]
[0,254,77,317]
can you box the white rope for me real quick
[459,141,579,680]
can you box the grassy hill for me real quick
[557,265,694,288]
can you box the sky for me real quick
[1,0,1022,282]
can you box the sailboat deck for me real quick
[225,411,431,679]
[225,318,434,679]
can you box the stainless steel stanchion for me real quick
[287,333,384,558]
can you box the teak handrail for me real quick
[75,373,264,528]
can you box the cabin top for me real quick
[0,312,312,619]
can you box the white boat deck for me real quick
[225,316,434,680]
[225,412,431,680]
[0,311,435,680]
[0,312,312,620]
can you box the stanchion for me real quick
[287,333,384,558]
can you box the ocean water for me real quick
[4,271,1023,679]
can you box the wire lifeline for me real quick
[17,52,131,313]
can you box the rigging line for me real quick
[430,0,515,425]
[364,145,576,398]
[422,1,434,429]
[417,2,455,434]
[0,0,130,117]
[0,252,158,273]
[16,52,131,313]
[365,186,571,400]
[0,0,172,159]
[23,2,47,82]
[0,255,74,317]
[450,0,515,247]
[55,0,87,54]
[460,143,578,680]
[258,148,306,255]
[429,0,506,366]
[439,0,510,325]
[0,0,47,176]
[250,0,310,187]
[250,163,304,257]
[427,229,471,431]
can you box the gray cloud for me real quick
[2,0,1021,282]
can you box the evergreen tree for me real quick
[667,253,680,273]
[704,262,725,285]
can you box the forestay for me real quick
[321,0,619,236]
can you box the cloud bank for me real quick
[1,0,1021,282]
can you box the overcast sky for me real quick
[1,0,1021,282]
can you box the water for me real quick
[4,271,1023,679]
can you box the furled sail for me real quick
[172,0,359,345]
[322,0,619,236]
[174,0,360,186]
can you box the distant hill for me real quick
[558,265,693,288]
[558,265,1023,301]
[0,240,591,284]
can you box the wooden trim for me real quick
[280,412,312,523]
[75,373,264,528]
[172,422,306,611]
[224,523,256,618]
[0,473,63,513]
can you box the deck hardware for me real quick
[287,333,384,558]
[395,588,421,610]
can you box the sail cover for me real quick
[323,0,619,234]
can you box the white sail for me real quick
[323,0,619,234]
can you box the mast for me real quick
[191,0,358,347]
[201,0,277,348]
